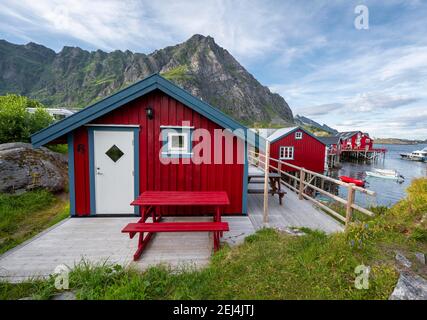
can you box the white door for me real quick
[93,130,134,214]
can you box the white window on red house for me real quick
[160,126,193,158]
[366,139,370,143]
[295,131,303,139]
[280,146,294,160]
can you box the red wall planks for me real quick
[73,127,90,215]
[73,90,244,216]
[270,129,326,173]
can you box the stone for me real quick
[389,272,427,300]
[277,226,306,236]
[51,291,76,300]
[415,252,426,265]
[0,142,68,193]
[395,251,412,268]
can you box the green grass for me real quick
[1,179,426,300]
[161,65,192,82]
[47,144,68,154]
[0,190,69,254]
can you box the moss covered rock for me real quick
[0,142,67,193]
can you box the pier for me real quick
[248,143,377,229]
[340,148,387,161]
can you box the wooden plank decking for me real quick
[247,193,343,233]
[0,216,255,283]
[246,165,343,233]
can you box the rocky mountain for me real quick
[294,114,338,135]
[0,35,293,126]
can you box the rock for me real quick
[415,252,426,265]
[277,226,306,236]
[389,272,427,300]
[0,142,68,193]
[51,291,76,300]
[395,251,412,268]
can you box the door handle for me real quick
[96,167,103,175]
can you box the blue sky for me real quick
[0,0,426,139]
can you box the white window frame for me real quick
[280,146,294,160]
[295,131,303,140]
[167,132,188,154]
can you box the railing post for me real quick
[263,140,270,224]
[345,184,355,229]
[298,169,305,200]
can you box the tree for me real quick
[0,94,54,143]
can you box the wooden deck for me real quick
[0,216,255,283]
[247,193,343,233]
[246,165,343,233]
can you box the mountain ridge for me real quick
[294,114,338,135]
[0,35,293,126]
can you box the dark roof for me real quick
[31,74,265,149]
[318,136,341,145]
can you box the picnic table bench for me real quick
[122,191,230,261]
[247,171,286,205]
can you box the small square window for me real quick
[168,132,188,153]
[295,131,303,139]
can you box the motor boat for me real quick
[366,168,404,181]
[339,175,366,187]
[400,147,427,162]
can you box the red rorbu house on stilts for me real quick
[31,74,260,217]
[335,131,373,151]
[253,126,328,173]
[334,131,386,160]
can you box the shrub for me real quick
[0,94,53,143]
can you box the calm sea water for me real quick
[327,144,427,207]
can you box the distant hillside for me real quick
[0,35,294,126]
[294,115,338,135]
[374,138,427,145]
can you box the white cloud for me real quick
[270,41,427,139]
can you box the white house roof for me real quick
[266,126,299,142]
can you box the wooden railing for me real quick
[248,148,376,229]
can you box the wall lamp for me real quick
[146,107,154,120]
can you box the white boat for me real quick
[400,147,427,162]
[366,168,404,180]
[373,169,397,175]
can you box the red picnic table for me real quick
[122,191,230,261]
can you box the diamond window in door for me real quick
[105,144,124,162]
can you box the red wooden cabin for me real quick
[31,74,258,217]
[255,126,327,173]
[336,131,373,151]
